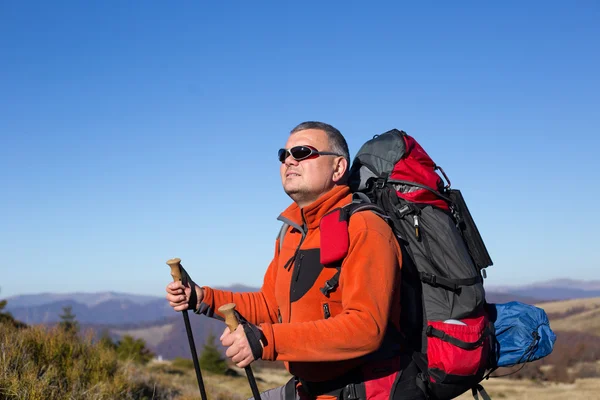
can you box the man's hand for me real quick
[220,325,260,368]
[166,282,204,312]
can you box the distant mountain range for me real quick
[4,280,599,360]
[485,279,600,302]
[4,285,258,326]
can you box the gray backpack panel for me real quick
[349,129,406,192]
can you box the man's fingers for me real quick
[168,301,188,311]
[225,343,238,359]
[221,322,256,368]
[236,354,254,368]
[166,293,187,303]
[220,326,230,341]
[167,282,183,290]
[166,283,185,296]
[231,350,245,364]
[222,334,235,348]
[229,344,252,364]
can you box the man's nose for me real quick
[284,155,299,166]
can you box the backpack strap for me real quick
[351,191,371,204]
[319,200,387,297]
[320,265,341,297]
[277,222,289,253]
[276,215,306,260]
[471,384,492,400]
[419,272,482,292]
[426,324,492,350]
[284,376,298,399]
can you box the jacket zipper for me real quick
[323,303,331,319]
[292,254,304,284]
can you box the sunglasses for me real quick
[278,145,343,163]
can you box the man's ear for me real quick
[332,157,349,184]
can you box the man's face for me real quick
[280,129,346,208]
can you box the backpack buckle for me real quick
[320,281,335,297]
[421,272,437,286]
[375,172,389,189]
[395,205,411,217]
[343,383,360,400]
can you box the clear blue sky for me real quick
[1,2,598,298]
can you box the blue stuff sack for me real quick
[487,301,556,368]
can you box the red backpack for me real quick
[318,129,495,400]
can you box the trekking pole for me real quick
[218,303,262,400]
[166,258,208,400]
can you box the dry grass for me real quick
[147,362,291,400]
[531,297,600,336]
[149,363,600,400]
[0,323,177,399]
[547,307,600,335]
[536,297,600,314]
[0,320,290,400]
[455,377,600,400]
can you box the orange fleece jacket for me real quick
[200,185,402,382]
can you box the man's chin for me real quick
[283,187,304,203]
[283,187,299,198]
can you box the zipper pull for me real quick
[413,215,420,239]
[323,303,331,319]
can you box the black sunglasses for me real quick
[278,145,342,163]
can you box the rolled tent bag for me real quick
[487,301,557,368]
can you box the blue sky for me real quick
[1,2,598,298]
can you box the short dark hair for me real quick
[289,121,350,164]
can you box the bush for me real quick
[116,335,154,365]
[58,305,79,336]
[0,297,26,329]
[0,323,175,399]
[199,333,229,375]
[98,329,117,350]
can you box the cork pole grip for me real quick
[218,303,239,333]
[166,258,183,282]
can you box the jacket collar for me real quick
[278,185,351,231]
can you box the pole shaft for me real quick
[245,365,262,399]
[166,258,208,400]
[182,310,208,400]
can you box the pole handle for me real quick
[218,303,239,332]
[166,257,182,282]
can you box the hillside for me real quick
[6,283,600,362]
[3,290,600,398]
[112,297,600,364]
[536,297,600,336]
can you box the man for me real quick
[166,122,404,399]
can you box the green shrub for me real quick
[116,335,154,365]
[98,329,117,350]
[199,333,229,375]
[0,296,26,329]
[58,305,79,336]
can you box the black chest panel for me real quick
[290,248,324,303]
